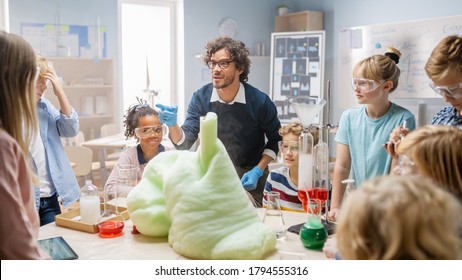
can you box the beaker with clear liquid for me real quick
[263,191,286,239]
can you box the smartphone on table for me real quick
[38,236,78,260]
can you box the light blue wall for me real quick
[9,0,121,117]
[9,0,462,155]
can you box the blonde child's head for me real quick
[396,125,462,201]
[278,122,303,170]
[337,175,462,260]
[425,35,462,82]
[353,47,402,93]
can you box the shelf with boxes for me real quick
[275,10,324,32]
[45,57,114,140]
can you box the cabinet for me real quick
[45,58,114,140]
[275,10,324,32]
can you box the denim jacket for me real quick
[32,98,81,208]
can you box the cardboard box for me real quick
[275,10,324,32]
[55,204,129,233]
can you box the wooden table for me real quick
[39,209,328,260]
[80,134,135,184]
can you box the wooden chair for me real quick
[64,145,93,187]
[61,131,85,146]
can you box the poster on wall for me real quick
[270,31,325,124]
[20,22,107,58]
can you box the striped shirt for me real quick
[263,166,304,212]
[432,106,462,130]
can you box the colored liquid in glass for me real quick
[316,188,329,203]
[98,220,124,238]
[299,222,328,250]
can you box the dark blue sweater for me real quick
[176,83,281,167]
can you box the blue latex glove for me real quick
[155,104,178,127]
[241,166,263,191]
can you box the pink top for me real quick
[104,144,167,191]
[0,129,48,259]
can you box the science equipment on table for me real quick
[79,180,100,224]
[98,189,124,238]
[262,191,286,240]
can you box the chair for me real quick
[61,131,86,146]
[64,145,93,187]
[100,123,118,137]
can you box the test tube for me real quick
[341,179,356,197]
[400,120,407,140]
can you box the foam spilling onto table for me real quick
[127,112,276,259]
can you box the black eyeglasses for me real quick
[206,60,234,70]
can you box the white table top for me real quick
[80,133,137,150]
[39,208,328,260]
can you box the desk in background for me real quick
[39,209,327,260]
[81,133,135,184]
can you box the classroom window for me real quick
[119,0,178,112]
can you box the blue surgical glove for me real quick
[155,104,178,127]
[241,166,263,191]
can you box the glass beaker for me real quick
[263,191,286,239]
[299,199,328,250]
[342,179,356,197]
[314,135,329,215]
[98,189,124,238]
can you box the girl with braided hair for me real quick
[104,99,168,191]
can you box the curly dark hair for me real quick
[202,36,251,83]
[123,98,159,140]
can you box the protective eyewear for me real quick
[278,140,299,154]
[351,78,382,92]
[429,81,462,99]
[206,60,234,70]
[135,125,167,138]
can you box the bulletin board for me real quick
[338,15,462,109]
[270,31,325,123]
[20,22,107,58]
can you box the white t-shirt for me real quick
[29,129,54,197]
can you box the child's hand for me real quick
[43,71,64,97]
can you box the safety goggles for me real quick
[134,125,167,138]
[278,140,299,154]
[351,78,383,92]
[429,81,462,99]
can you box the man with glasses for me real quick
[156,36,281,206]
[425,35,462,129]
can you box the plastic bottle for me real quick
[80,180,100,224]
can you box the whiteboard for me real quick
[338,15,462,109]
